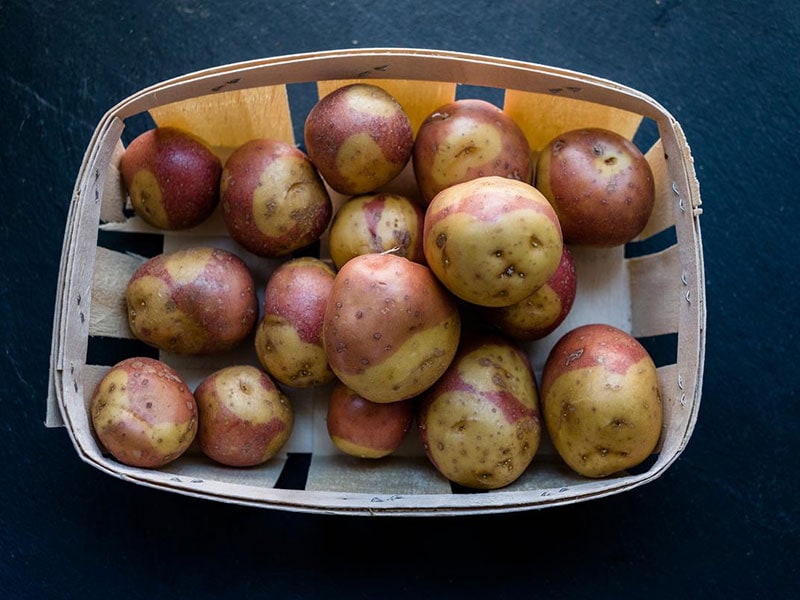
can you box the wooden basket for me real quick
[47,48,705,516]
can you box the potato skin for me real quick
[482,245,577,341]
[413,99,533,204]
[328,193,426,269]
[417,334,541,490]
[423,176,563,307]
[221,138,332,257]
[541,323,663,478]
[535,128,655,247]
[255,257,337,387]
[195,365,294,467]
[90,357,198,468]
[323,253,461,403]
[120,127,221,230]
[125,247,258,355]
[304,83,414,195]
[326,380,415,458]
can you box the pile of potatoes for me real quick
[91,83,663,489]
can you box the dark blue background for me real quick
[2,1,798,598]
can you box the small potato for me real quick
[423,176,563,307]
[195,365,294,467]
[417,334,541,490]
[221,138,332,257]
[255,257,337,387]
[90,357,197,468]
[304,83,414,195]
[541,323,663,478]
[482,245,577,341]
[328,193,426,269]
[323,252,461,403]
[413,98,533,204]
[326,380,415,458]
[535,128,655,247]
[119,126,221,230]
[125,246,258,355]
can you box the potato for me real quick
[90,357,197,468]
[119,126,221,230]
[125,246,258,355]
[220,138,332,257]
[323,252,461,403]
[195,365,294,467]
[482,245,577,341]
[535,128,655,247]
[328,193,426,269]
[417,334,541,490]
[304,83,414,195]
[413,98,533,205]
[326,380,415,458]
[255,257,337,387]
[423,176,563,307]
[541,323,663,478]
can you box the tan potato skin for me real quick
[417,334,541,490]
[255,257,337,388]
[326,380,415,458]
[125,247,258,355]
[482,245,577,341]
[90,357,198,468]
[423,176,563,307]
[541,323,663,478]
[304,83,414,195]
[323,253,461,403]
[119,127,221,230]
[413,98,533,205]
[535,128,655,247]
[328,193,426,269]
[195,365,294,467]
[221,138,332,257]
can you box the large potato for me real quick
[323,252,461,403]
[535,128,655,247]
[304,83,414,195]
[417,334,541,490]
[221,138,332,257]
[195,365,294,467]
[413,98,533,205]
[125,246,258,355]
[541,323,663,478]
[120,126,221,230]
[328,193,426,269]
[90,357,197,468]
[255,257,337,388]
[423,176,563,307]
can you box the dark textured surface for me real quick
[2,1,798,598]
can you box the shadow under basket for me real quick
[47,48,705,516]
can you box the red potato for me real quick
[125,246,258,355]
[423,176,563,307]
[482,245,577,341]
[417,334,541,490]
[541,323,663,478]
[195,365,294,467]
[304,83,414,195]
[323,252,461,404]
[535,128,655,247]
[90,357,197,468]
[220,138,332,257]
[326,380,415,458]
[413,98,533,205]
[255,257,337,388]
[119,126,222,230]
[327,193,426,269]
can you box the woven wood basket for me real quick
[47,48,705,516]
